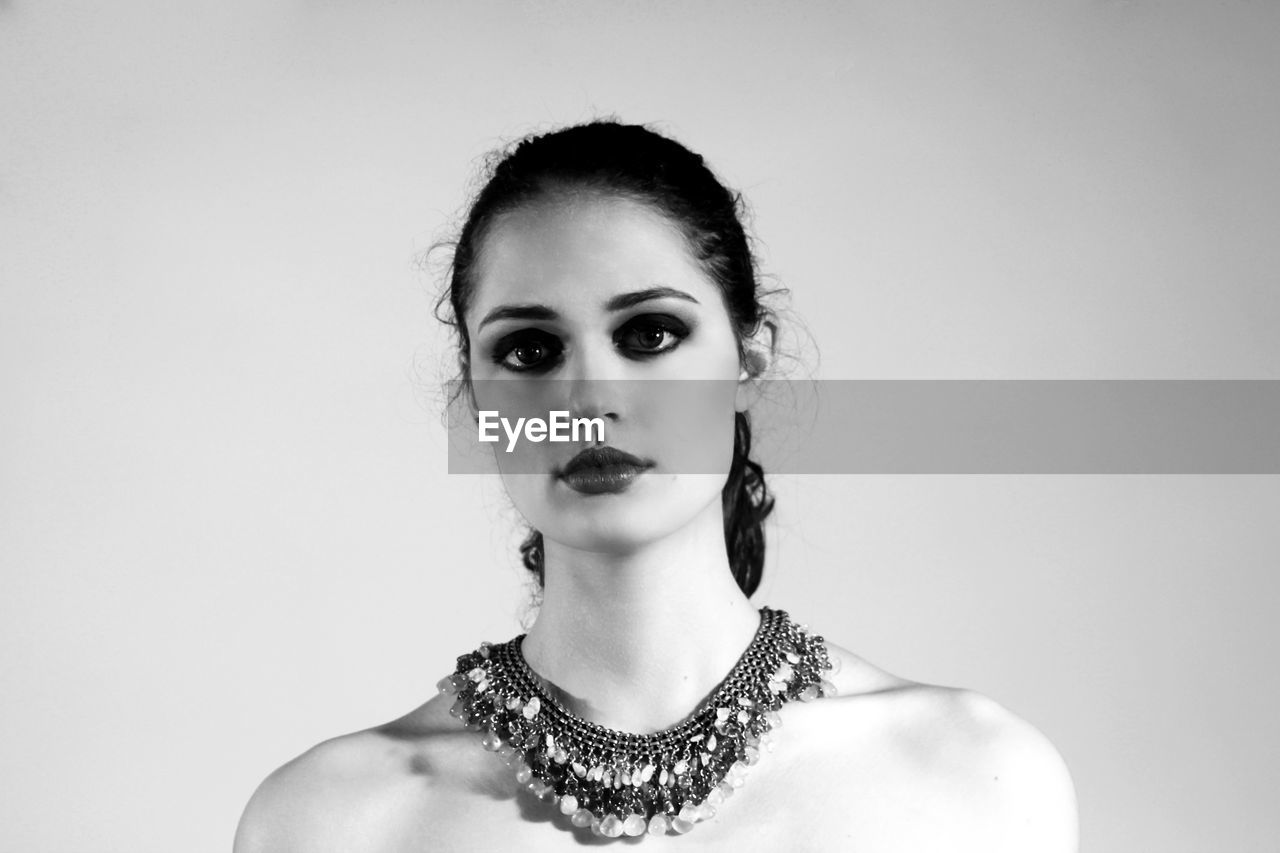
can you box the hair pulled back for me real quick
[438,120,775,597]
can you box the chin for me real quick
[521,473,727,555]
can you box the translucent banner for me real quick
[446,380,1280,474]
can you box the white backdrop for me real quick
[2,2,1278,851]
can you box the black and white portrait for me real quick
[2,3,1277,852]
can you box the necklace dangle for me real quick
[438,606,837,839]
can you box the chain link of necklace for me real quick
[437,606,837,839]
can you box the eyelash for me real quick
[489,315,692,373]
[491,330,563,373]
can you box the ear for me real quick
[735,319,777,412]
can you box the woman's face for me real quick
[465,193,746,557]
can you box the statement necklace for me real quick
[437,606,837,839]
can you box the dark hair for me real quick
[437,120,775,597]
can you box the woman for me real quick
[235,121,1078,851]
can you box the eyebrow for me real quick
[476,304,557,331]
[605,286,700,312]
[477,286,700,331]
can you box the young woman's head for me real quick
[438,121,775,596]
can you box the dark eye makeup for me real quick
[613,313,691,356]
[486,313,695,374]
[489,328,564,372]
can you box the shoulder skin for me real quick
[233,730,402,853]
[235,657,1077,853]
[825,644,1078,852]
[233,695,478,853]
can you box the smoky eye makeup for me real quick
[487,327,565,372]
[612,312,696,355]
[480,304,701,372]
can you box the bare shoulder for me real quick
[233,696,469,853]
[822,643,1079,852]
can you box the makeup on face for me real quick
[557,446,654,495]
[462,195,743,553]
[480,303,698,376]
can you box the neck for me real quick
[520,499,762,734]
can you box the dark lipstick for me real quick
[559,447,652,495]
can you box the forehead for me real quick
[470,194,717,313]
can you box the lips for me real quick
[559,446,653,495]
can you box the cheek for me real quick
[472,380,575,473]
[684,323,745,380]
[629,380,739,475]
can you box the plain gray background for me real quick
[2,2,1278,851]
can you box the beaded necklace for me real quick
[437,606,837,839]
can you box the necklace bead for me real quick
[440,606,832,840]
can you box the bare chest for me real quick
[371,700,969,853]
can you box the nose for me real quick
[563,341,624,427]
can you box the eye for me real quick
[614,315,690,356]
[491,330,563,373]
